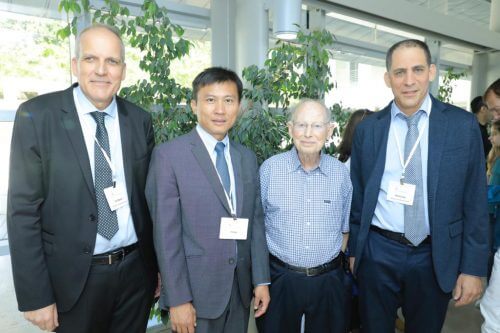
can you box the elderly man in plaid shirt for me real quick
[256,99,352,333]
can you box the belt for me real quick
[92,243,138,265]
[269,254,341,277]
[370,225,431,247]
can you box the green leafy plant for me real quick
[58,0,194,144]
[232,28,342,163]
[437,67,467,103]
[324,102,351,156]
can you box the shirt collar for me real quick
[74,85,117,118]
[390,93,432,121]
[287,147,327,176]
[196,124,230,153]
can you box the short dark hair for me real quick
[192,67,243,102]
[470,96,485,114]
[386,39,432,71]
[484,78,500,100]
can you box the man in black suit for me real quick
[7,23,157,332]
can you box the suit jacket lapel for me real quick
[230,143,244,216]
[367,106,391,201]
[427,96,448,225]
[190,130,232,214]
[117,98,133,201]
[60,85,95,200]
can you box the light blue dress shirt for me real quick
[372,94,432,234]
[260,148,352,268]
[73,86,138,254]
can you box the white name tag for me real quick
[219,217,249,240]
[103,184,128,211]
[387,180,415,205]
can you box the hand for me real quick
[24,303,59,331]
[154,273,161,299]
[169,302,196,333]
[253,285,270,318]
[349,257,355,275]
[453,273,483,307]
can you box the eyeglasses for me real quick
[292,122,329,133]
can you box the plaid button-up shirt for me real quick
[260,148,352,267]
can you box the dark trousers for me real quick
[195,275,249,333]
[256,258,346,333]
[357,231,451,333]
[56,249,156,333]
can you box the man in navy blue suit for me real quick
[348,39,489,333]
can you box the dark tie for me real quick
[400,110,426,246]
[91,111,119,240]
[215,142,230,195]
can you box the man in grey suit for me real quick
[146,67,270,333]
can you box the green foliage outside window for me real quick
[437,67,467,103]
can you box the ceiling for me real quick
[0,0,497,69]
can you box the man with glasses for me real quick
[256,99,352,333]
[481,78,500,333]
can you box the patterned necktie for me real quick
[215,142,230,195]
[401,110,427,246]
[90,111,119,240]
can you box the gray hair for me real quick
[288,99,331,123]
[75,23,125,62]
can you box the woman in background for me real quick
[337,109,373,170]
[336,108,373,333]
[487,120,500,277]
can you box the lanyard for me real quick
[394,118,427,184]
[93,136,117,182]
[222,187,237,220]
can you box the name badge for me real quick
[219,217,249,240]
[103,184,128,211]
[387,180,415,205]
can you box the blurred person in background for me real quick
[481,78,500,333]
[471,95,492,159]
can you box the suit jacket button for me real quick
[228,258,235,265]
[89,214,96,222]
[83,246,91,254]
